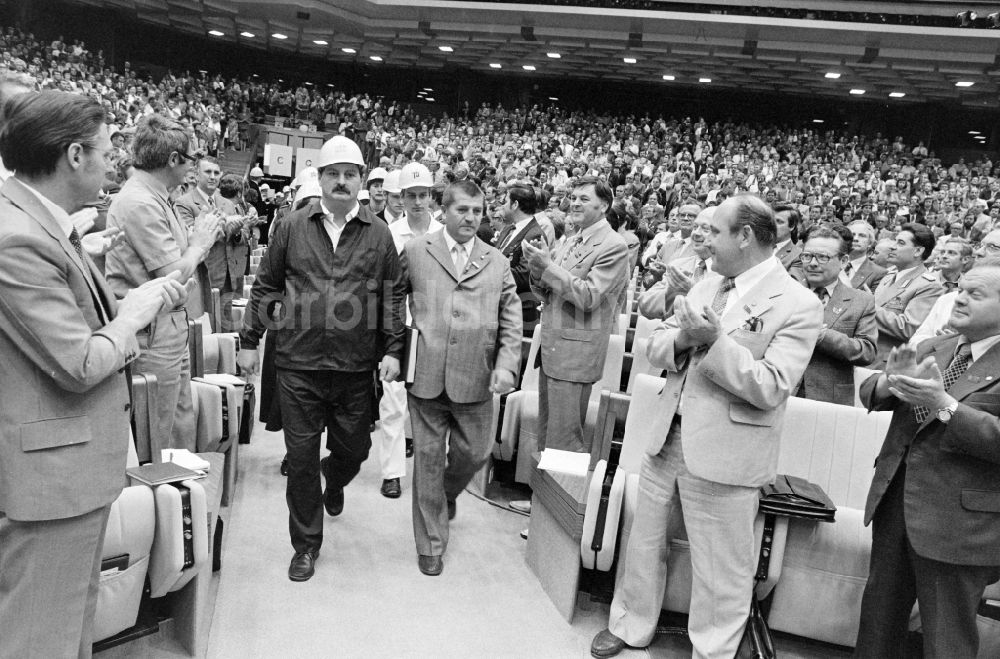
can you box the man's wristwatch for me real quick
[936,401,959,423]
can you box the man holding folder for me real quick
[402,179,522,576]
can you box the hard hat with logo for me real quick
[317,135,365,169]
[383,169,402,195]
[400,162,433,190]
[367,167,389,186]
[249,166,264,178]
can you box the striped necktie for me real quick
[711,277,736,315]
[913,343,973,423]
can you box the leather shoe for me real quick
[320,456,344,516]
[447,499,456,521]
[380,478,401,498]
[590,629,629,658]
[288,550,319,582]
[417,554,443,576]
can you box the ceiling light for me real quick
[547,52,561,59]
[240,32,255,38]
[313,40,328,46]
[956,81,975,87]
[370,55,383,62]
[548,96,558,101]
[438,46,453,52]
[662,75,675,81]
[812,119,824,123]
[272,33,288,40]
[970,130,981,135]
[426,97,435,102]
[699,78,711,83]
[342,47,356,54]
[623,57,637,64]
[889,92,906,98]
[417,91,426,95]
[523,65,536,71]
[849,89,865,95]
[208,30,224,37]
[424,88,433,91]
[489,63,502,69]
[824,72,841,79]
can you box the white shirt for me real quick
[721,256,782,316]
[499,216,533,250]
[971,334,1000,362]
[320,200,360,252]
[389,213,443,254]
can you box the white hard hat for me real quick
[400,162,433,190]
[250,166,264,178]
[358,190,370,202]
[259,183,271,191]
[317,135,365,169]
[294,180,321,205]
[292,166,319,188]
[367,167,389,185]
[383,169,402,194]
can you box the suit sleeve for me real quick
[173,198,197,229]
[646,299,689,373]
[876,280,945,342]
[941,403,1000,465]
[380,232,406,361]
[815,295,878,366]
[0,233,138,394]
[637,279,675,321]
[536,239,629,312]
[696,292,823,410]
[494,259,524,376]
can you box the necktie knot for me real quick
[815,287,829,303]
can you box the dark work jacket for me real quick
[240,199,406,372]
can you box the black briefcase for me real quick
[758,474,836,522]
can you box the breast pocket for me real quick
[730,329,769,360]
[21,416,92,452]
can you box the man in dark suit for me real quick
[845,220,887,291]
[522,176,629,453]
[856,257,1000,658]
[0,91,184,659]
[796,224,877,405]
[773,203,803,278]
[496,182,545,334]
[174,156,250,331]
[402,180,523,576]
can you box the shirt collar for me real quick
[577,218,608,243]
[894,264,919,281]
[442,229,471,254]
[132,170,170,204]
[775,238,791,252]
[849,255,867,270]
[511,215,533,235]
[18,178,74,237]
[967,334,1000,363]
[320,200,360,223]
[194,186,216,206]
[733,255,781,299]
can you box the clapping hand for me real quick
[664,264,695,295]
[884,346,951,409]
[81,227,127,257]
[674,295,722,348]
[521,237,551,278]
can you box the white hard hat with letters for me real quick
[399,162,433,190]
[317,135,365,169]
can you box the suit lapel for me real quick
[459,238,492,282]
[1,178,108,322]
[720,263,785,334]
[823,281,853,325]
[948,341,1000,402]
[563,223,607,270]
[427,232,458,281]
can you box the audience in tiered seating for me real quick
[1,16,999,658]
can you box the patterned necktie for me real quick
[560,234,584,265]
[913,343,973,423]
[693,259,707,282]
[68,228,85,260]
[815,287,829,305]
[711,277,736,316]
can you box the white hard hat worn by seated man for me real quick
[399,162,433,190]
[318,135,365,169]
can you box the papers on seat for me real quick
[161,449,211,472]
[537,449,590,477]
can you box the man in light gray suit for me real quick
[403,180,522,577]
[592,194,823,658]
[522,176,629,454]
[0,91,185,659]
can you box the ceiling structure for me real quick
[69,0,1000,107]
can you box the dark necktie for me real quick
[913,343,973,423]
[815,287,829,305]
[843,262,853,277]
[711,277,736,316]
[942,280,959,292]
[497,224,515,251]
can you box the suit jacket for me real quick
[657,234,696,264]
[531,219,630,383]
[861,334,1000,565]
[403,232,522,403]
[498,218,545,325]
[798,281,877,405]
[775,240,803,273]
[849,257,887,292]
[174,188,249,289]
[646,260,823,487]
[872,264,945,364]
[0,178,138,521]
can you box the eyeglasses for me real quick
[980,242,1000,254]
[175,151,197,163]
[799,252,837,264]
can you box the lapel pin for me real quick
[831,306,843,315]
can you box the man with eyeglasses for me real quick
[638,207,718,320]
[795,224,877,405]
[642,202,700,288]
[105,114,223,456]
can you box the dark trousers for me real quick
[408,392,493,557]
[277,368,373,553]
[855,465,1000,659]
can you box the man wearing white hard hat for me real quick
[379,169,405,224]
[377,162,444,499]
[364,166,389,216]
[238,135,406,582]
